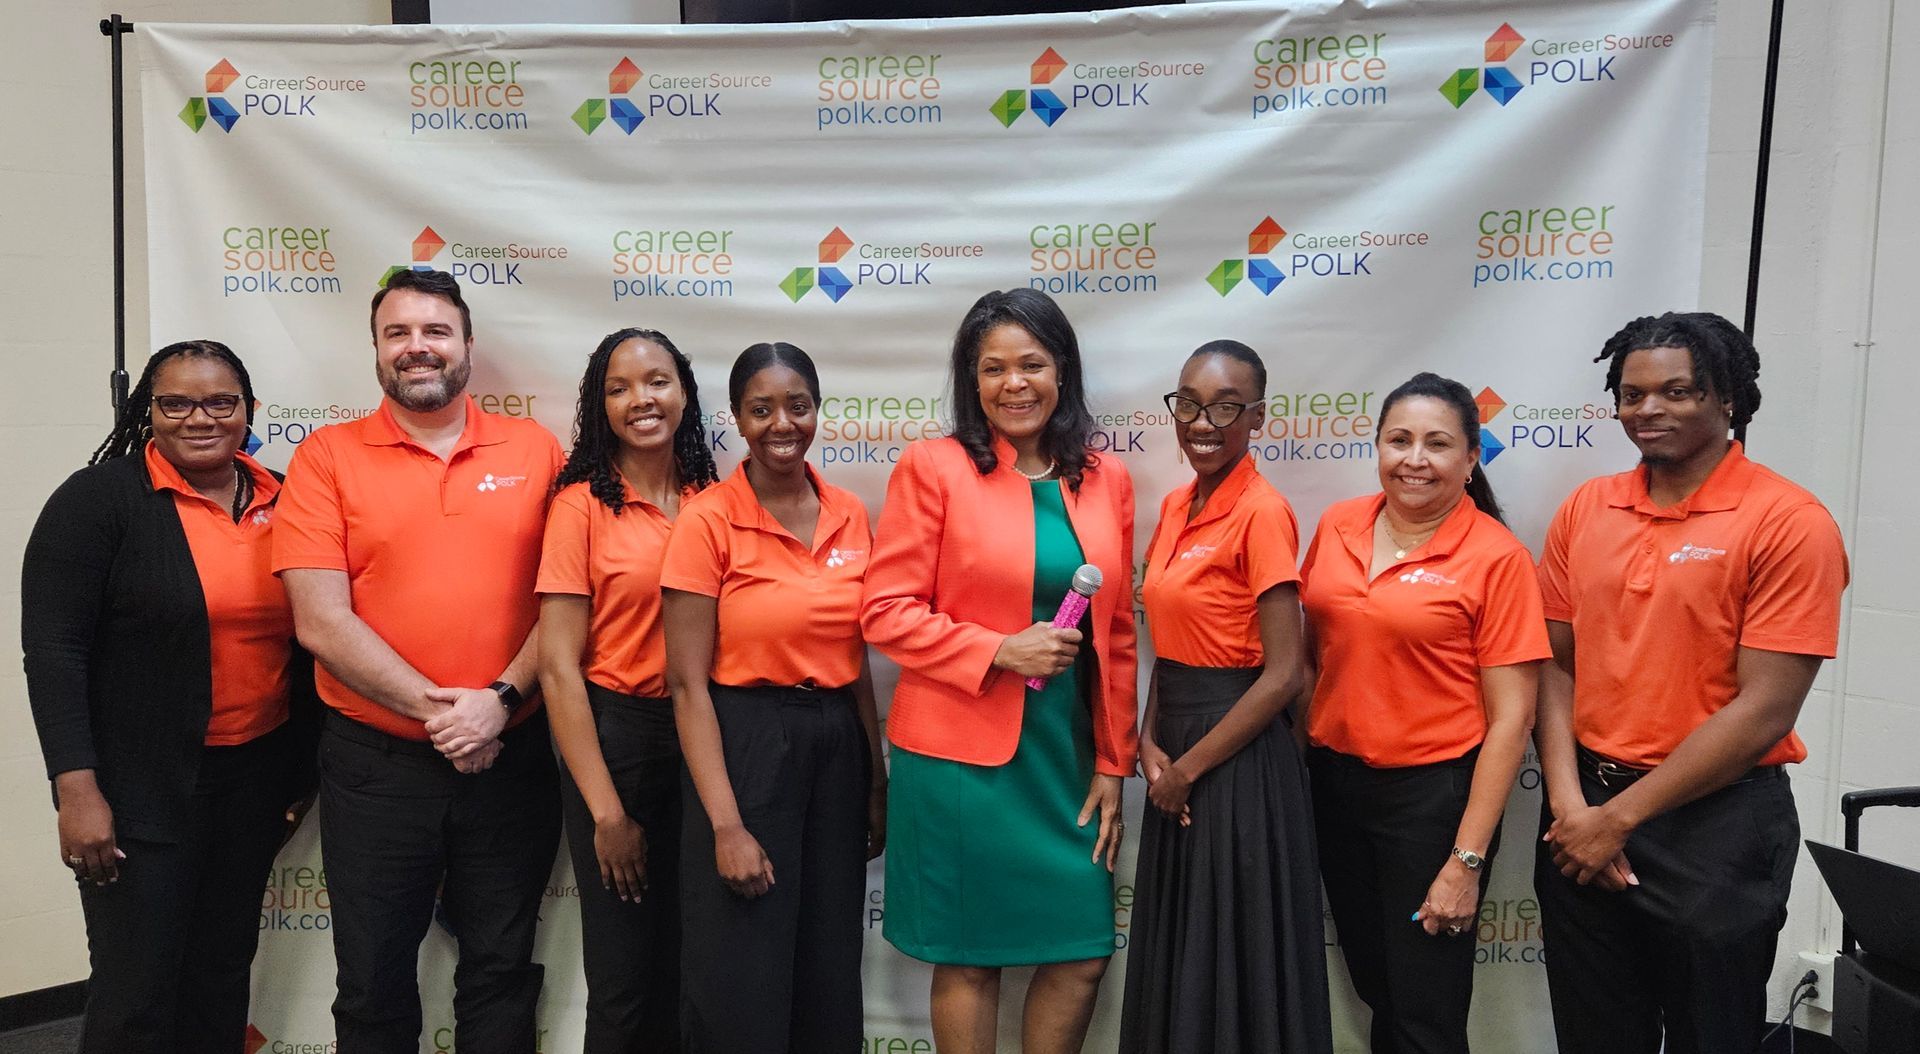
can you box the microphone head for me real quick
[1070,563,1104,596]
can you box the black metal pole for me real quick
[1742,0,1788,343]
[100,15,134,414]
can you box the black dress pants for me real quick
[557,684,682,1054]
[319,710,561,1054]
[77,722,295,1054]
[679,684,871,1054]
[1308,746,1496,1054]
[1534,764,1798,1054]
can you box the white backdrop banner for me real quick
[140,1,1713,1049]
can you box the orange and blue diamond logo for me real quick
[1207,217,1288,296]
[780,227,855,302]
[1441,24,1526,108]
[576,58,646,134]
[181,59,241,132]
[1475,386,1508,463]
[992,47,1069,127]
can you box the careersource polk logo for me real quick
[220,222,343,298]
[379,225,568,289]
[575,57,767,135]
[1027,219,1159,296]
[1251,30,1389,119]
[991,46,1203,128]
[181,59,366,133]
[1474,386,1613,464]
[1442,22,1679,109]
[816,51,943,131]
[1208,215,1430,296]
[779,226,982,303]
[407,55,530,134]
[612,225,737,301]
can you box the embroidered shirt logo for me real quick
[250,508,274,526]
[475,473,528,493]
[1667,542,1727,565]
[825,547,865,568]
[1178,544,1218,561]
[1398,566,1458,587]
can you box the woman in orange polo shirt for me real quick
[862,288,1137,1054]
[1298,372,1549,1053]
[660,342,885,1054]
[1121,340,1332,1054]
[23,340,318,1054]
[536,328,718,1053]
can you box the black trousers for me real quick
[557,684,683,1054]
[77,722,295,1054]
[319,710,561,1054]
[1535,764,1798,1054]
[1308,746,1496,1054]
[680,684,871,1054]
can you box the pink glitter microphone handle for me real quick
[1025,564,1103,691]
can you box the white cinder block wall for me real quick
[1,0,1914,1035]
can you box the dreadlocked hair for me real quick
[557,328,718,513]
[90,340,257,466]
[1594,312,1763,442]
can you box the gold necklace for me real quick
[1379,512,1440,560]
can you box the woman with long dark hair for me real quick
[1297,371,1548,1052]
[662,343,886,1053]
[23,340,318,1053]
[536,328,718,1052]
[862,289,1138,1053]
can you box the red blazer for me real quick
[861,435,1138,776]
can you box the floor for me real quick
[0,1018,80,1053]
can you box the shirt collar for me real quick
[1338,489,1479,568]
[1604,440,1755,518]
[363,395,504,453]
[143,441,281,513]
[1176,453,1261,531]
[716,460,847,553]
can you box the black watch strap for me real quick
[488,681,523,711]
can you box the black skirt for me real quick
[1119,659,1334,1054]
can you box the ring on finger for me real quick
[66,854,84,866]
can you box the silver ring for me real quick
[66,854,84,866]
[1447,925,1464,936]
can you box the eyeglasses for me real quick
[1163,393,1250,428]
[153,395,243,420]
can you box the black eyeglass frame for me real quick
[1163,392,1252,428]
[151,394,244,420]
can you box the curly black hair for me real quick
[1595,312,1762,442]
[556,328,718,512]
[90,340,257,465]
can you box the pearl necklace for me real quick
[1014,459,1057,482]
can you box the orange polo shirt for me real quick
[537,479,697,698]
[1302,493,1551,767]
[1142,455,1300,667]
[146,443,293,746]
[660,462,871,689]
[272,397,563,740]
[1538,442,1848,768]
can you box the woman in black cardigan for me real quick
[22,340,319,1054]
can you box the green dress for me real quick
[883,480,1113,965]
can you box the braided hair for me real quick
[557,328,718,512]
[89,340,256,465]
[1594,312,1763,442]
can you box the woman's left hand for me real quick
[1146,760,1194,827]
[1417,858,1482,937]
[1078,774,1125,872]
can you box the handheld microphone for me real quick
[1025,563,1104,691]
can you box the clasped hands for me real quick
[424,685,507,773]
[1542,799,1640,892]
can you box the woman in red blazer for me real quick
[863,288,1137,1054]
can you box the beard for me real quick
[379,351,471,412]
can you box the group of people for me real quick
[22,269,1847,1054]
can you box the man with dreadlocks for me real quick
[1532,311,1849,1053]
[272,269,565,1053]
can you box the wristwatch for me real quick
[1451,846,1485,871]
[488,681,523,712]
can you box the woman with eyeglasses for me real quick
[22,340,320,1054]
[1297,372,1548,1053]
[1120,340,1333,1054]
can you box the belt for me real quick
[1576,745,1782,790]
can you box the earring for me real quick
[1466,471,1474,485]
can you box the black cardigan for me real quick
[20,452,318,842]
